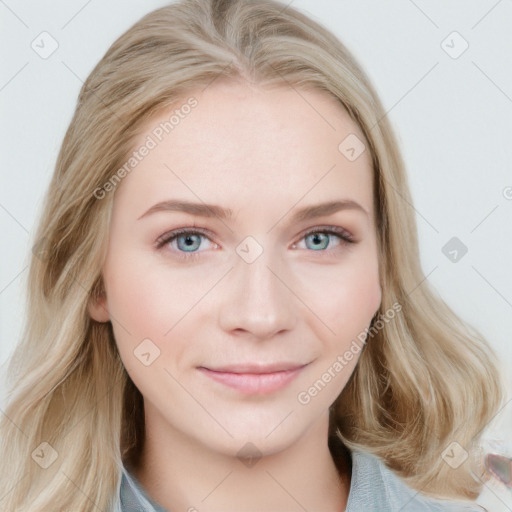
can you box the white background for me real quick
[1,1,511,509]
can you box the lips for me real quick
[198,362,308,394]
[205,362,306,374]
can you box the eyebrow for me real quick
[137,199,368,222]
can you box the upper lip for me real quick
[200,362,308,374]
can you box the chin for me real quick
[189,406,325,459]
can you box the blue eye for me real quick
[302,230,346,251]
[156,227,216,261]
[173,232,202,252]
[155,226,355,261]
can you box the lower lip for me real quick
[198,367,304,394]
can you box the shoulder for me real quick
[346,450,485,512]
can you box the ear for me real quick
[88,279,110,323]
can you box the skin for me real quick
[89,80,381,512]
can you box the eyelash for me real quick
[155,225,355,262]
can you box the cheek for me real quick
[108,269,163,333]
[338,268,381,325]
[299,260,381,406]
[306,251,381,339]
[329,275,380,373]
[105,250,197,333]
[103,253,217,373]
[102,255,176,365]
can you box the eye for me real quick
[155,225,355,261]
[292,226,355,253]
[155,227,217,262]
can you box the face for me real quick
[90,80,381,458]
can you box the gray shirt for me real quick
[116,450,484,511]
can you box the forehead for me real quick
[114,80,374,221]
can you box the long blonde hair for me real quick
[0,0,502,510]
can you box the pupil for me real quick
[310,233,327,249]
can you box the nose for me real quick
[217,246,297,340]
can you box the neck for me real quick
[130,407,351,512]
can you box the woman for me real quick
[0,0,503,510]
